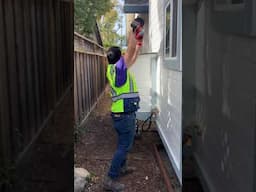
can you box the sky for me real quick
[115,0,127,47]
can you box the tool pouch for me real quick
[123,97,140,113]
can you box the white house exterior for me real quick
[125,0,183,184]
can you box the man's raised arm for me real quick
[124,17,144,68]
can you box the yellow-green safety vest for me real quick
[106,64,139,113]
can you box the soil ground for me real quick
[74,91,181,192]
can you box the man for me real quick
[103,17,144,192]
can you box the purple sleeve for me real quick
[115,56,127,87]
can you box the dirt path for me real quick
[74,91,167,192]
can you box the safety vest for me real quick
[106,64,139,113]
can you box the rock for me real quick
[74,168,90,192]
[75,168,90,178]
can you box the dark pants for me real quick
[108,112,136,179]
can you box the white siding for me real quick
[183,1,256,191]
[150,0,182,183]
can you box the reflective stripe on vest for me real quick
[111,87,117,97]
[111,74,137,101]
[112,92,139,102]
[129,75,134,92]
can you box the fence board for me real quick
[23,0,37,142]
[89,56,93,109]
[35,0,46,121]
[42,0,51,115]
[84,55,89,115]
[76,53,82,122]
[5,0,22,157]
[40,0,49,117]
[14,0,29,145]
[74,55,78,124]
[0,0,11,164]
[30,0,41,128]
[47,0,57,109]
[55,1,62,98]
[81,54,86,115]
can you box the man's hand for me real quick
[131,17,144,47]
[131,20,142,32]
[137,41,143,47]
[131,17,144,39]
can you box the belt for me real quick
[111,112,135,117]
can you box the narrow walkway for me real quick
[74,91,166,192]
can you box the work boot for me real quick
[103,176,125,192]
[120,164,136,176]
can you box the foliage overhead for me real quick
[74,0,114,35]
[97,6,125,49]
[75,0,125,49]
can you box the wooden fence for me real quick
[0,0,73,165]
[74,32,107,126]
